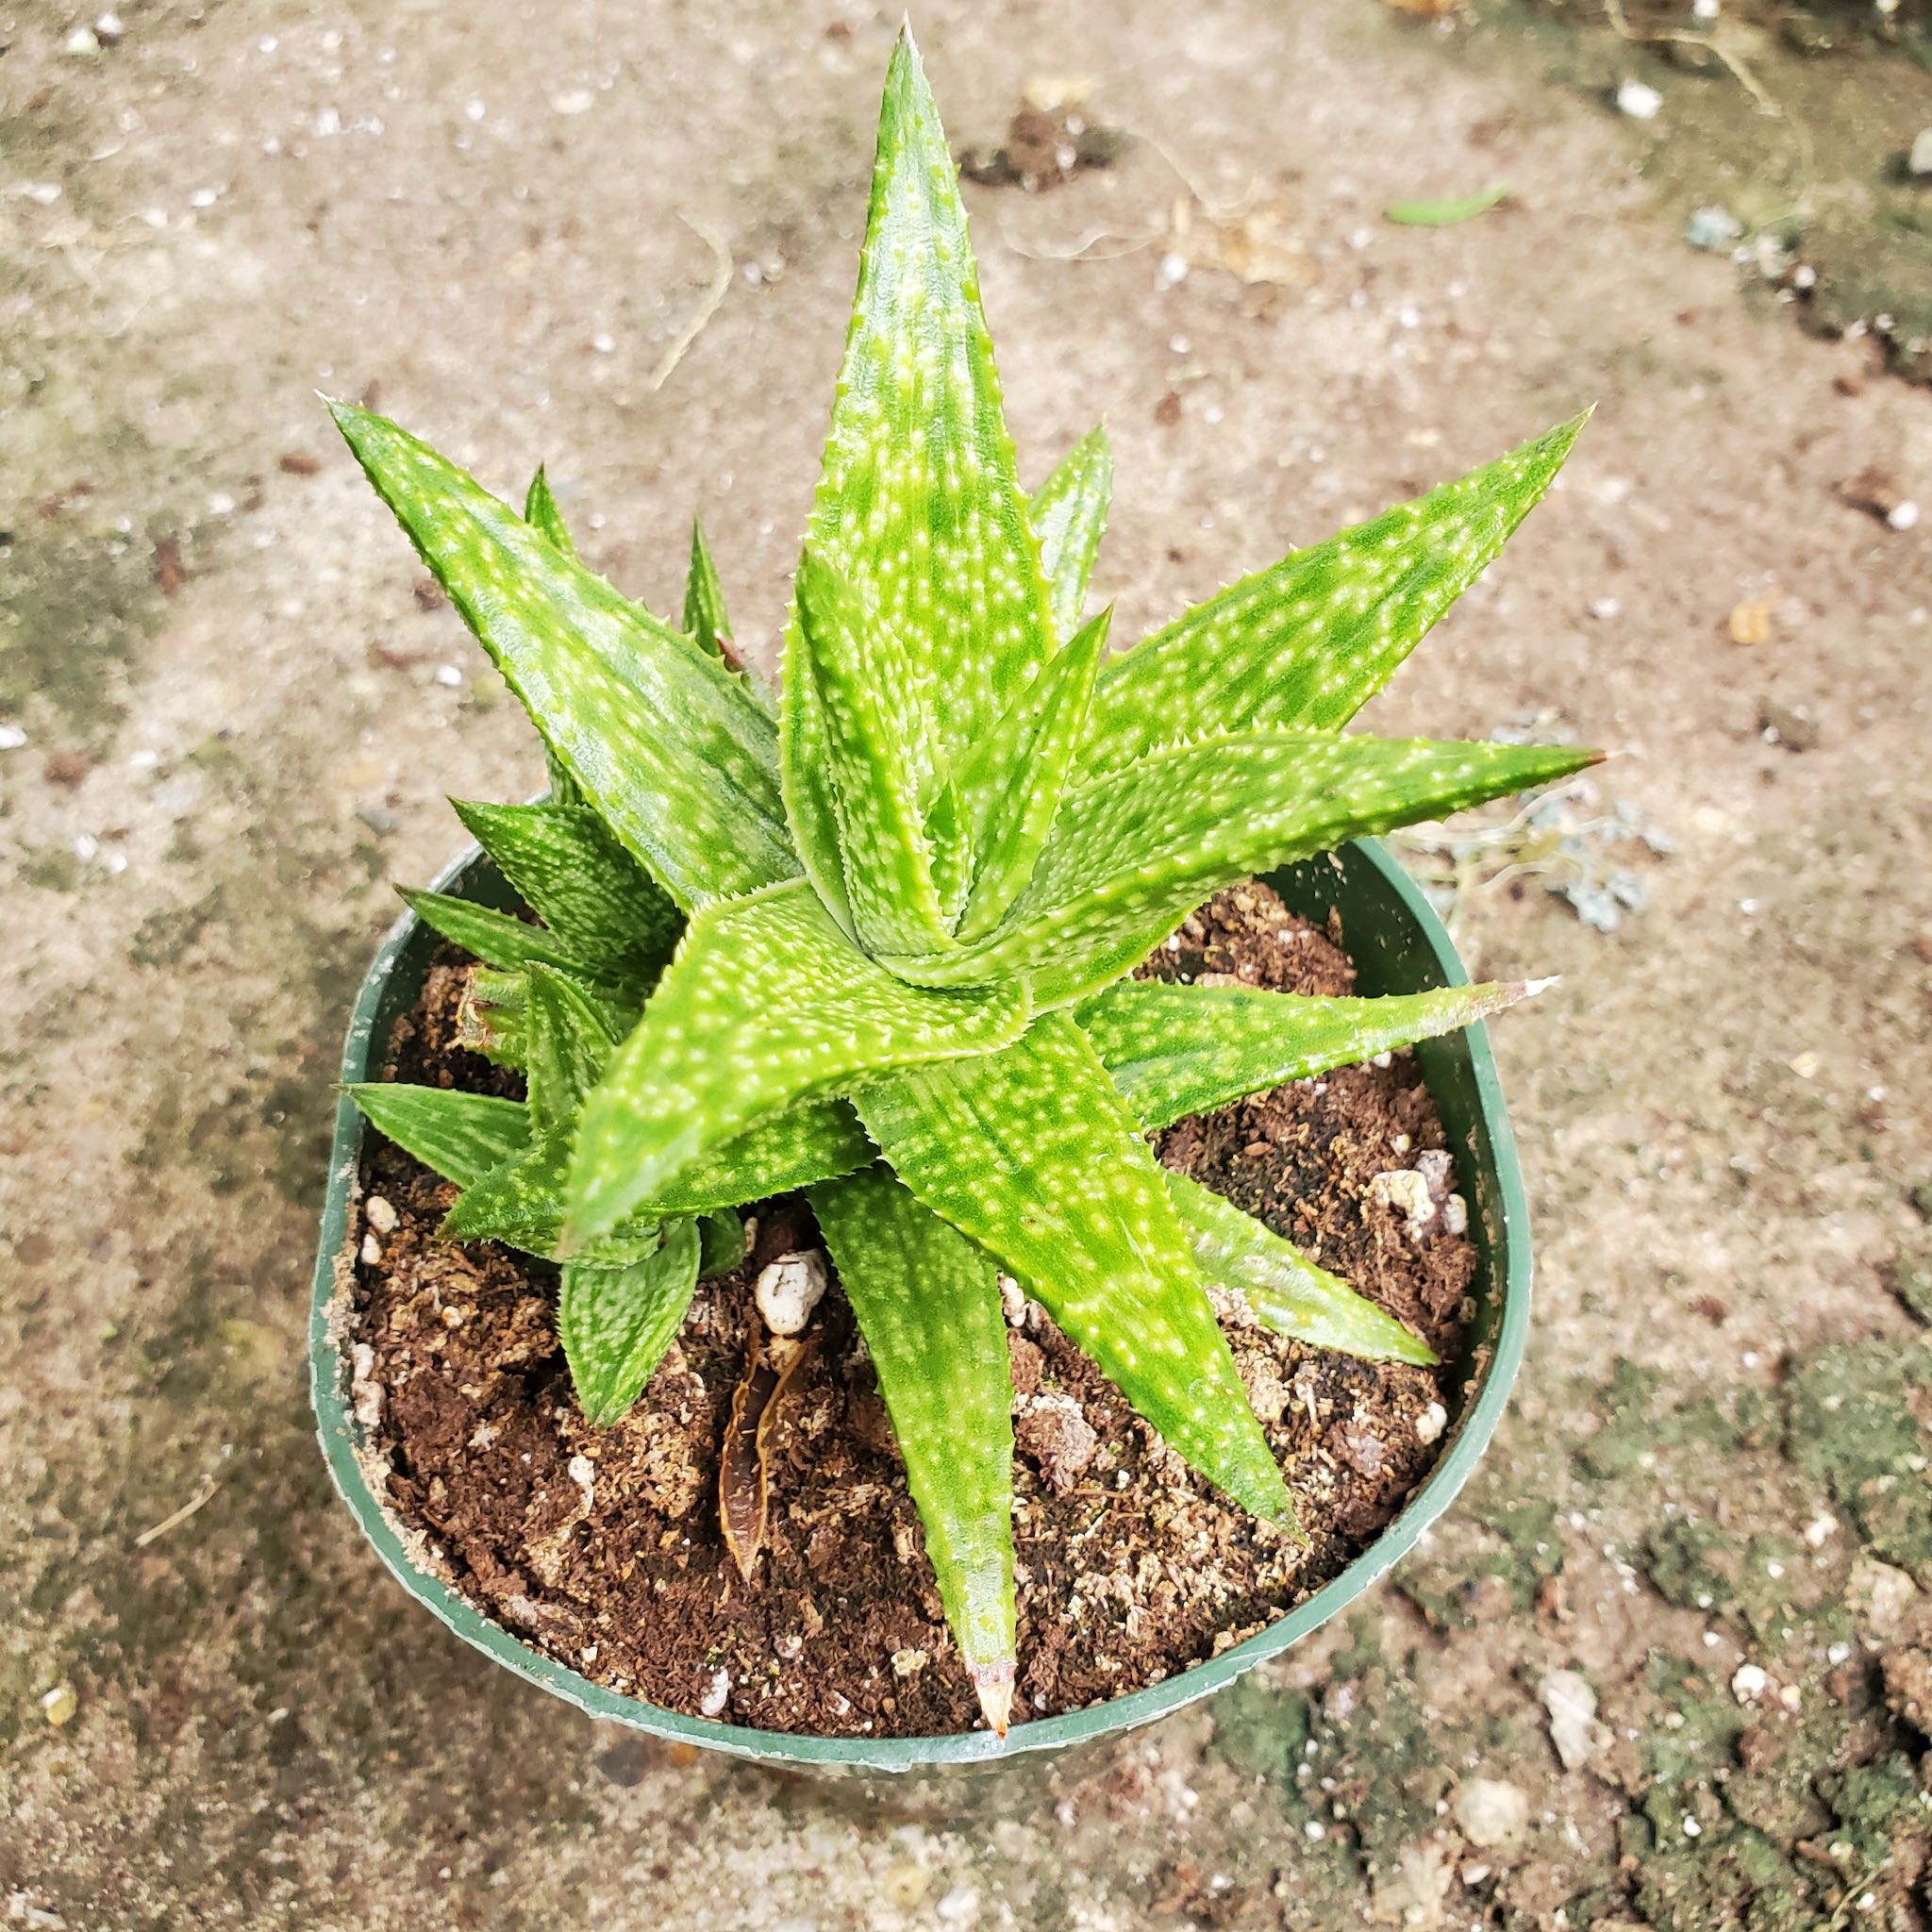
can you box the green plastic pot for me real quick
[310,837,1531,1775]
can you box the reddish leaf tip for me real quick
[969,1660,1016,1736]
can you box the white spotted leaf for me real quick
[1078,417,1585,774]
[560,1219,705,1426]
[345,1084,531,1190]
[951,605,1111,943]
[1076,977,1537,1129]
[451,799,682,982]
[796,28,1056,794]
[811,1167,1016,1729]
[1031,425,1112,641]
[1169,1174,1437,1365]
[397,888,591,978]
[332,402,797,910]
[783,550,952,955]
[855,1013,1291,1522]
[566,879,1029,1244]
[884,731,1598,1005]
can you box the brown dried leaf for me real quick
[718,1316,819,1581]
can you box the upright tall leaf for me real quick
[796,28,1056,783]
[952,607,1110,943]
[450,799,682,981]
[332,403,798,909]
[1031,425,1112,641]
[1079,416,1585,774]
[522,468,587,803]
[1169,1174,1437,1365]
[811,1168,1017,1732]
[1077,977,1538,1129]
[782,552,951,955]
[523,465,577,557]
[567,879,1029,1244]
[856,1015,1291,1522]
[682,520,730,658]
[885,732,1598,1005]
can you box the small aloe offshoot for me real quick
[337,27,1593,1735]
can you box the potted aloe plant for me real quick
[311,26,1593,1768]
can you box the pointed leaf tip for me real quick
[970,1662,1016,1737]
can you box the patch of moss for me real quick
[1574,1357,1662,1478]
[1644,1518,1807,1638]
[1399,1488,1565,1627]
[1785,1341,1932,1583]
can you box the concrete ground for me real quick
[5,0,1930,1925]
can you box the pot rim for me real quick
[309,836,1531,1773]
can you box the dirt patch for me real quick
[348,883,1476,1738]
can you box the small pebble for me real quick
[365,1194,398,1234]
[1888,500,1921,533]
[1416,1401,1448,1445]
[698,1668,731,1718]
[1616,78,1662,120]
[41,1683,77,1727]
[360,1232,382,1266]
[1911,126,1932,178]
[755,1250,828,1336]
[0,724,27,751]
[433,663,464,688]
[568,1454,595,1491]
[999,1274,1025,1326]
[63,25,100,56]
[1454,1777,1528,1847]
[891,1647,928,1678]
[1732,1662,1769,1702]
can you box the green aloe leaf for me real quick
[523,465,577,556]
[810,1168,1017,1732]
[886,731,1598,1005]
[568,879,1029,1244]
[1031,425,1112,641]
[330,402,797,909]
[454,965,641,1073]
[398,887,589,977]
[1383,187,1506,227]
[696,1209,748,1277]
[683,519,730,658]
[1078,417,1586,774]
[523,468,585,804]
[856,1013,1291,1522]
[951,607,1111,944]
[560,1218,704,1426]
[1076,976,1540,1130]
[345,1084,531,1191]
[1168,1174,1437,1365]
[783,551,951,955]
[646,1097,876,1216]
[435,966,658,1265]
[450,799,682,980]
[798,27,1055,791]
[520,964,612,1132]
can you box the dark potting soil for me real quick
[347,881,1479,1738]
